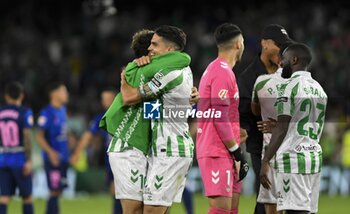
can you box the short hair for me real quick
[284,43,312,67]
[131,29,154,58]
[155,25,186,51]
[47,81,65,97]
[214,23,242,46]
[4,81,24,100]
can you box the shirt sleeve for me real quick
[141,69,183,99]
[37,109,51,130]
[211,68,235,142]
[89,116,101,135]
[23,109,34,128]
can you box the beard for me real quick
[282,63,293,78]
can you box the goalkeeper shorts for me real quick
[198,157,242,197]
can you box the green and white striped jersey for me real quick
[275,71,327,174]
[252,69,286,166]
[148,66,194,158]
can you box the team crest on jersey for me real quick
[218,89,228,100]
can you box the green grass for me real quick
[7,194,349,214]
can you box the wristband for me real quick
[228,144,239,152]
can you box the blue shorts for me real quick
[0,167,32,197]
[44,161,68,191]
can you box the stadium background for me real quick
[0,0,349,213]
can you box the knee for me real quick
[0,196,11,204]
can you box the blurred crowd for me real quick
[0,0,349,168]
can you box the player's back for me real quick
[38,105,69,163]
[276,71,327,174]
[0,105,33,167]
[197,58,240,159]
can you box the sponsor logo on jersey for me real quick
[294,143,321,152]
[218,89,228,100]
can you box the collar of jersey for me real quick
[291,70,311,78]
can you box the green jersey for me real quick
[100,51,191,154]
[275,71,327,174]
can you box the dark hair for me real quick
[4,81,24,100]
[131,29,154,58]
[214,23,242,45]
[285,43,312,67]
[155,25,186,51]
[47,81,65,97]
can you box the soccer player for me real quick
[196,23,249,214]
[118,25,194,214]
[0,82,34,214]
[252,68,284,214]
[36,82,69,214]
[237,24,292,214]
[70,88,122,214]
[251,42,293,214]
[260,43,327,214]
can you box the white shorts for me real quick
[276,172,320,213]
[143,156,193,207]
[257,166,277,204]
[108,149,148,201]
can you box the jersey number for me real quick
[297,99,325,140]
[0,121,20,147]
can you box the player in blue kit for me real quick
[36,82,69,214]
[70,88,122,214]
[0,82,34,214]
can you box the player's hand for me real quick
[257,117,277,133]
[231,147,249,181]
[70,153,80,166]
[240,128,248,144]
[23,161,32,176]
[48,150,60,167]
[234,159,249,182]
[260,160,271,189]
[190,87,200,105]
[134,56,151,66]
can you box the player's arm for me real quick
[36,112,60,166]
[211,71,249,181]
[260,84,293,189]
[71,117,100,165]
[70,131,93,165]
[251,79,261,116]
[120,75,142,106]
[22,110,34,176]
